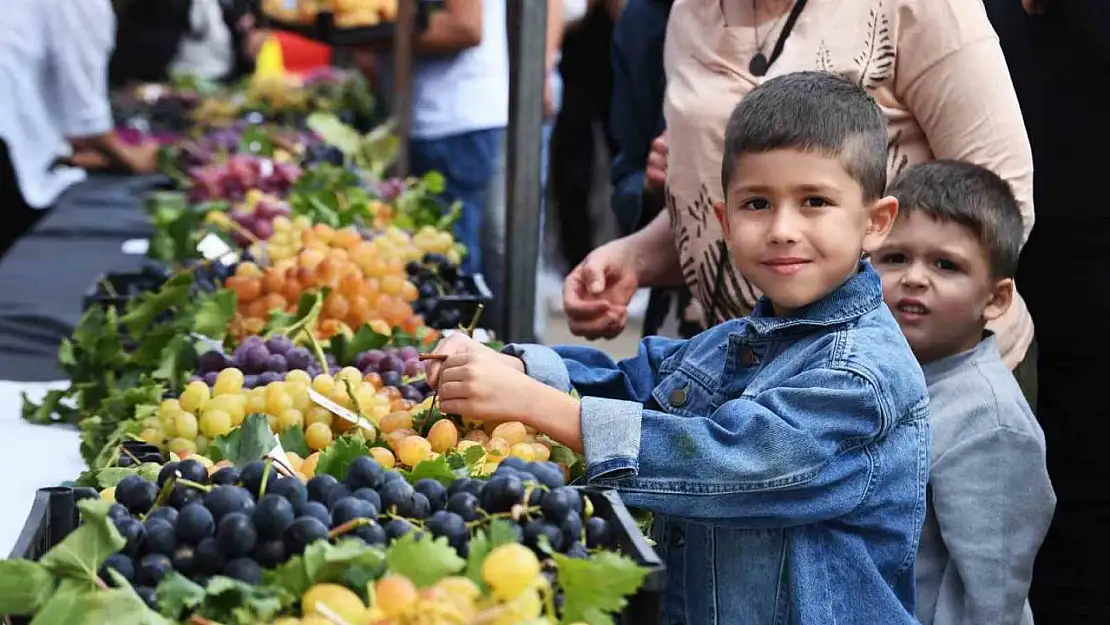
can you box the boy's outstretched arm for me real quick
[928,429,1055,622]
[560,363,912,525]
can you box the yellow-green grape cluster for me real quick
[264,214,314,262]
[380,225,461,267]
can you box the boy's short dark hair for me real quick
[721,71,889,200]
[887,160,1023,278]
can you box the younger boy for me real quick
[873,160,1055,625]
[427,72,929,624]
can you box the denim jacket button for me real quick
[740,345,759,366]
[669,386,689,407]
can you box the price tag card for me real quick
[265,438,296,477]
[121,239,150,255]
[308,388,377,435]
[440,328,493,344]
[196,233,237,264]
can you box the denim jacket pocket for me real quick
[651,366,717,419]
[709,525,789,624]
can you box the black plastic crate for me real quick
[82,270,168,314]
[425,273,495,329]
[8,485,662,624]
[577,486,665,625]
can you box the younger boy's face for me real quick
[873,211,1013,364]
[714,149,897,315]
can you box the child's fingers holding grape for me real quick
[436,351,532,423]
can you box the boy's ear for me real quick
[863,195,899,252]
[983,277,1014,323]
[713,201,729,237]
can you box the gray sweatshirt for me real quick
[915,335,1055,625]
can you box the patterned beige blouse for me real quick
[663,0,1035,368]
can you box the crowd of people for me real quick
[0,0,1106,623]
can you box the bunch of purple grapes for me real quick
[372,177,406,202]
[229,197,290,245]
[353,346,428,403]
[193,336,330,390]
[188,155,301,203]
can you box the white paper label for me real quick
[197,233,236,263]
[121,239,150,255]
[440,328,493,344]
[308,388,378,434]
[265,439,296,476]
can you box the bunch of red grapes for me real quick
[189,155,302,203]
[229,197,291,245]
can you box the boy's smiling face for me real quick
[714,148,897,316]
[873,210,1013,364]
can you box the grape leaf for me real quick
[119,273,194,338]
[28,578,85,625]
[314,432,369,480]
[21,389,78,425]
[385,533,464,588]
[155,573,206,619]
[278,426,310,458]
[464,519,520,589]
[399,454,458,486]
[151,334,196,392]
[198,576,289,625]
[268,538,386,599]
[205,413,277,468]
[98,571,175,625]
[38,498,125,582]
[190,289,237,341]
[553,551,649,625]
[0,560,55,615]
[327,323,389,366]
[96,462,163,488]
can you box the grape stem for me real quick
[258,458,273,499]
[327,517,372,539]
[188,616,224,625]
[142,473,180,521]
[176,478,213,493]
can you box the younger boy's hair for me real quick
[887,160,1023,278]
[721,71,889,201]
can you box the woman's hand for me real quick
[1022,0,1047,15]
[562,237,641,339]
[645,133,667,194]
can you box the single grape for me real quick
[243,373,260,389]
[414,479,447,511]
[266,354,289,373]
[383,518,415,541]
[524,461,565,489]
[245,346,271,373]
[157,462,180,487]
[482,543,541,601]
[560,511,583,548]
[265,336,294,356]
[285,347,312,370]
[170,545,197,576]
[481,475,525,514]
[447,478,481,499]
[426,510,468,548]
[194,537,225,575]
[197,350,228,373]
[238,461,269,496]
[380,371,403,389]
[116,475,158,515]
[168,484,203,509]
[379,355,404,374]
[345,456,386,491]
[585,517,614,548]
[135,586,158,609]
[115,517,145,558]
[397,346,419,362]
[99,553,135,584]
[108,503,130,521]
[203,485,254,524]
[217,512,258,557]
[223,557,263,584]
[325,484,353,510]
[137,553,172,586]
[378,479,415,517]
[254,494,296,540]
[253,539,287,568]
[331,497,375,527]
[523,519,565,553]
[446,492,481,522]
[176,503,215,544]
[147,507,178,525]
[565,542,589,559]
[400,384,424,403]
[268,477,309,507]
[410,493,432,519]
[258,370,282,386]
[284,517,329,555]
[177,459,209,484]
[210,466,241,486]
[143,518,177,556]
[307,474,339,504]
[203,371,219,386]
[294,501,331,527]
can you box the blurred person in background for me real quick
[0,0,161,259]
[606,0,695,339]
[986,0,1110,621]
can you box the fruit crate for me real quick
[8,484,663,624]
[261,0,439,46]
[82,270,169,314]
[425,273,494,330]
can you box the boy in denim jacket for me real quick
[427,72,929,624]
[873,160,1055,625]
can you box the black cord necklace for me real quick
[747,0,808,76]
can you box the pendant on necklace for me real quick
[749,52,769,76]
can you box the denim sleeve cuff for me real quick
[502,343,572,392]
[580,396,641,482]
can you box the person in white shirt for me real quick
[0,0,160,257]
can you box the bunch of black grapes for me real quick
[406,253,486,329]
[98,457,616,609]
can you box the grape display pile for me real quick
[227,192,292,245]
[406,253,488,329]
[189,155,302,203]
[99,456,616,617]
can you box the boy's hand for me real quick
[435,350,534,424]
[425,333,522,387]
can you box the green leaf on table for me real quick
[197,576,289,625]
[120,273,194,338]
[191,288,237,340]
[553,551,649,625]
[542,436,582,473]
[151,334,196,391]
[21,388,78,425]
[306,112,361,156]
[100,570,175,625]
[205,413,277,468]
[39,498,125,581]
[96,462,163,488]
[0,560,56,615]
[385,533,464,588]
[314,432,369,480]
[155,573,206,619]
[268,538,386,599]
[399,454,457,486]
[465,519,520,589]
[278,426,310,459]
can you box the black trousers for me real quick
[0,141,48,260]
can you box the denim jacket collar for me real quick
[745,261,883,337]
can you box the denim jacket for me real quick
[506,264,930,625]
